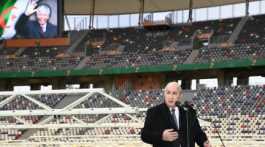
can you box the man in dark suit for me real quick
[15,1,57,38]
[141,82,211,147]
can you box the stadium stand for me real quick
[194,43,265,63]
[193,85,265,141]
[236,15,265,44]
[0,56,82,72]
[0,85,264,144]
[0,14,265,73]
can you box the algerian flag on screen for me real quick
[0,0,30,40]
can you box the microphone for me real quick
[175,101,192,107]
[175,101,182,107]
[182,101,191,110]
[178,101,194,111]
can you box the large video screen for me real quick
[0,0,59,40]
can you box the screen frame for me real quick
[57,0,64,37]
[0,0,64,40]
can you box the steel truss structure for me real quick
[0,88,146,145]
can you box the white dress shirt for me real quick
[41,23,47,32]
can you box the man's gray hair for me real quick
[164,81,182,94]
[37,4,51,17]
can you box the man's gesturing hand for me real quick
[25,0,39,16]
[162,129,178,142]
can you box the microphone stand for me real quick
[185,107,190,147]
[198,117,226,147]
[176,101,191,147]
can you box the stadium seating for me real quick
[192,85,265,141]
[194,43,265,63]
[83,49,191,69]
[0,85,264,141]
[0,56,82,72]
[1,15,265,72]
[236,15,265,44]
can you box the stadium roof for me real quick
[64,0,256,15]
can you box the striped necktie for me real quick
[171,108,179,129]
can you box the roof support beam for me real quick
[188,0,193,23]
[245,0,249,16]
[89,0,96,29]
[138,0,145,26]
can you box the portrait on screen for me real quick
[0,0,58,40]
